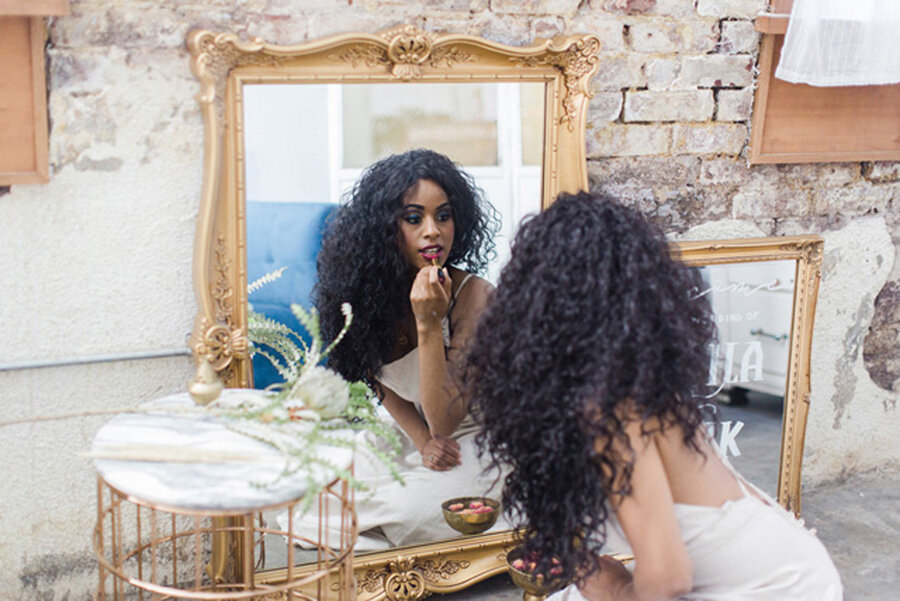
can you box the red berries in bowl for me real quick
[441,497,501,535]
[506,547,567,595]
[448,500,494,515]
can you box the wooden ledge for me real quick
[755,12,789,35]
[0,0,70,16]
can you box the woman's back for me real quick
[588,423,843,601]
[465,193,842,600]
[650,423,745,508]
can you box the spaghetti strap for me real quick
[447,273,475,314]
[708,435,781,509]
[733,473,753,498]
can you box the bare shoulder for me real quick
[452,272,494,308]
[448,272,494,330]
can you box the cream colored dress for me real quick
[547,447,843,601]
[279,274,507,550]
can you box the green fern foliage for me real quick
[236,267,402,508]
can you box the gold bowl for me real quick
[441,496,501,535]
[506,547,567,599]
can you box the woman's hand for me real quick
[410,265,452,328]
[577,556,633,601]
[421,435,462,471]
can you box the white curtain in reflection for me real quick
[775,0,900,86]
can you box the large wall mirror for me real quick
[187,27,822,601]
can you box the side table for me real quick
[91,391,357,600]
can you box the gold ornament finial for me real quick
[188,359,224,405]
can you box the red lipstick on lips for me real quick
[421,246,445,283]
[420,245,442,262]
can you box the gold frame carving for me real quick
[673,234,824,516]
[257,531,514,601]
[186,25,599,599]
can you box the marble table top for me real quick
[92,390,354,513]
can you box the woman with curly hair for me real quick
[281,148,504,548]
[465,192,841,600]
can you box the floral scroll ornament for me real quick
[352,568,388,594]
[189,315,249,404]
[386,27,433,79]
[188,230,249,402]
[190,30,287,126]
[330,26,474,80]
[384,557,427,601]
[340,555,471,598]
[511,36,601,131]
[197,320,248,373]
[420,557,471,582]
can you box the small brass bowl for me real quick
[506,547,567,599]
[441,496,501,535]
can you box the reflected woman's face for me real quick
[397,179,455,272]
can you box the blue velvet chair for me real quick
[245,201,336,389]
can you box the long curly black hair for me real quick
[464,191,716,582]
[315,148,498,383]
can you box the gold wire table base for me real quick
[93,476,357,601]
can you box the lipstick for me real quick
[432,257,445,283]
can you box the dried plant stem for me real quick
[85,445,283,464]
[0,404,212,428]
[0,408,142,427]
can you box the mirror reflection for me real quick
[244,82,545,568]
[279,147,509,553]
[697,260,796,497]
[241,81,799,570]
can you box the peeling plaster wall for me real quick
[1,1,898,599]
[0,358,194,601]
[805,219,898,482]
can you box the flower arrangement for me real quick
[226,268,402,509]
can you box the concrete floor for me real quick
[435,467,900,601]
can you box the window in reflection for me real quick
[342,83,499,167]
[520,82,545,167]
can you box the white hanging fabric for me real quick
[775,0,900,86]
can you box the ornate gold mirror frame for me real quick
[673,234,824,516]
[185,25,600,393]
[186,25,600,600]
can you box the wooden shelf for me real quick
[0,2,68,184]
[0,17,51,184]
[0,0,70,16]
[750,3,900,164]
